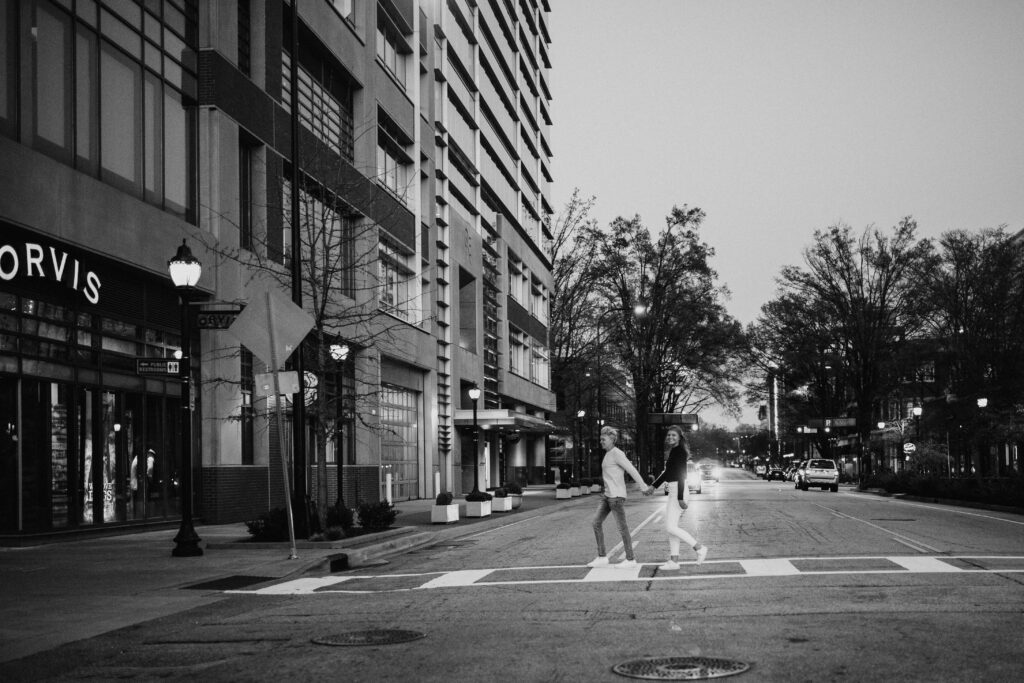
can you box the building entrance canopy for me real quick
[453,409,558,433]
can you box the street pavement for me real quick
[0,485,575,664]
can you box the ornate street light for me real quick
[468,384,482,494]
[168,240,202,557]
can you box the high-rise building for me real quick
[0,0,554,539]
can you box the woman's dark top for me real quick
[651,443,690,500]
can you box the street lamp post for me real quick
[593,303,646,469]
[469,384,481,494]
[576,409,586,480]
[168,240,202,557]
[330,343,350,500]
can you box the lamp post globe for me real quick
[169,240,202,557]
[469,385,481,494]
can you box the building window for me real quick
[239,131,258,251]
[508,254,527,304]
[531,342,549,388]
[509,326,526,375]
[237,0,251,77]
[240,347,254,465]
[281,175,358,297]
[329,0,356,24]
[375,4,409,88]
[10,0,198,219]
[282,50,354,162]
[0,1,17,137]
[376,119,412,203]
[379,237,414,321]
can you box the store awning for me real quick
[453,409,559,434]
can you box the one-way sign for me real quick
[136,358,181,375]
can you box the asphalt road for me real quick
[4,469,1024,682]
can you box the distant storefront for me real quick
[1,222,190,536]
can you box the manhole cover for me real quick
[312,630,426,646]
[613,656,750,680]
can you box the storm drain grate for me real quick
[613,656,750,680]
[312,630,426,647]
[183,575,275,591]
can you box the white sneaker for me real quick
[660,560,681,571]
[614,559,638,569]
[587,556,610,567]
[695,546,708,565]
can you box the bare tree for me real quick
[199,124,427,531]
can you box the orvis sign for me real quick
[0,241,102,304]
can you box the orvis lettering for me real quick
[0,241,102,304]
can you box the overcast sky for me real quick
[549,0,1024,427]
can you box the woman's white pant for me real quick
[664,482,697,557]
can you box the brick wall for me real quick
[200,466,269,524]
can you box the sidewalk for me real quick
[0,485,587,664]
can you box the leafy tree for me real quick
[917,227,1024,472]
[589,206,745,475]
[753,219,933,474]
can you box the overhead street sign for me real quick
[136,358,181,375]
[648,413,700,426]
[196,303,245,330]
[904,442,917,453]
[808,417,856,429]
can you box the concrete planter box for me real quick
[491,496,513,512]
[591,484,603,493]
[466,500,492,517]
[509,494,522,509]
[580,486,591,495]
[430,503,460,524]
[555,488,571,499]
[569,486,581,497]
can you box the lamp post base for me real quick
[172,524,204,557]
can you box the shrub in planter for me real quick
[245,507,292,541]
[555,482,571,490]
[580,478,592,488]
[465,490,493,502]
[357,501,400,531]
[504,482,523,495]
[324,526,345,541]
[325,498,355,531]
[435,491,454,506]
[493,487,508,498]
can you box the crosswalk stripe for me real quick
[738,558,799,575]
[228,555,1024,595]
[417,569,493,589]
[889,556,963,573]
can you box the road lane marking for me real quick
[820,505,943,552]
[602,507,664,561]
[892,537,930,553]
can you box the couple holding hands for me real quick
[588,424,707,570]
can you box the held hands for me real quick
[641,485,655,497]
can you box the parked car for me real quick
[754,463,767,478]
[798,458,839,492]
[765,465,786,481]
[784,465,798,481]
